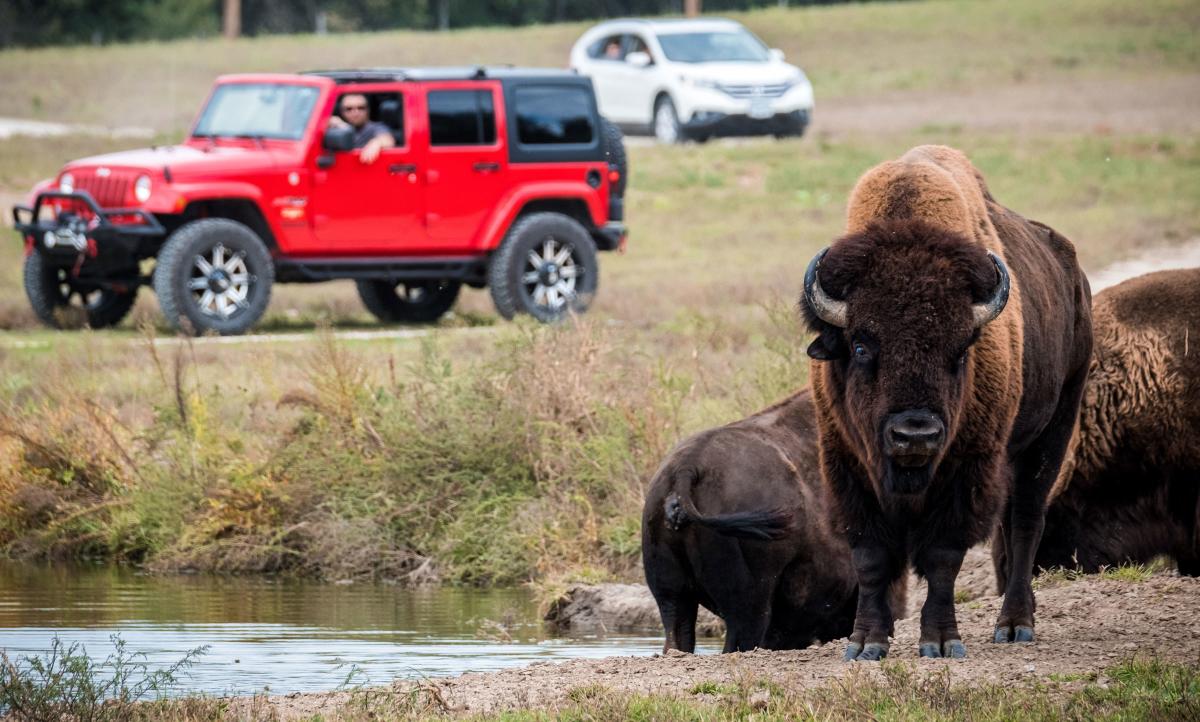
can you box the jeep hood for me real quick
[62,143,292,179]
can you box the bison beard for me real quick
[802,145,1092,660]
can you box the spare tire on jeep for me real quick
[600,117,627,199]
[488,212,598,323]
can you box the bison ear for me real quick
[806,333,843,361]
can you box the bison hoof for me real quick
[994,624,1036,643]
[846,642,888,661]
[919,640,967,658]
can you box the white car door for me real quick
[586,33,639,124]
[623,33,661,127]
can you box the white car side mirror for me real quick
[769,48,785,62]
[626,51,652,68]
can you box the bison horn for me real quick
[971,251,1011,328]
[804,247,848,328]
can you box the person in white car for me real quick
[570,18,814,144]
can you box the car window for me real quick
[588,34,626,61]
[514,86,594,145]
[194,83,320,140]
[655,30,770,63]
[332,91,404,143]
[428,89,496,146]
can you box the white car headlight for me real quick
[59,172,74,194]
[681,76,721,91]
[134,174,152,203]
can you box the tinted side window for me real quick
[514,87,594,145]
[428,90,496,146]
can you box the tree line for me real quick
[0,0,883,49]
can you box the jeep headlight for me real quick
[59,172,74,194]
[134,174,152,203]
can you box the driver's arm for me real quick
[359,130,395,164]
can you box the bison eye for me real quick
[853,342,869,360]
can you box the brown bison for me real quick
[801,145,1092,660]
[1007,268,1200,580]
[642,389,904,652]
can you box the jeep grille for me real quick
[73,170,133,208]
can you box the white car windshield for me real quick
[656,30,770,63]
[193,83,320,140]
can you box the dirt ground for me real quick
[243,551,1200,718]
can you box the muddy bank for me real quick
[545,546,998,637]
[240,571,1200,718]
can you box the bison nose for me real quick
[884,410,946,458]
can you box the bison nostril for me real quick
[885,411,946,452]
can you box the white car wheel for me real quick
[654,98,681,144]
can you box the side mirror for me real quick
[323,124,355,152]
[769,48,786,62]
[626,51,652,68]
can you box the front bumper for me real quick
[682,109,810,138]
[13,190,164,266]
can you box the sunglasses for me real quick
[343,104,367,111]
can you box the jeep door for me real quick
[308,87,427,253]
[419,82,507,252]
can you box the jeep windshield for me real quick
[656,31,770,63]
[192,83,320,141]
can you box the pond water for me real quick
[0,562,718,697]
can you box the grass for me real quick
[0,635,208,721]
[0,0,1195,133]
[1033,559,1171,589]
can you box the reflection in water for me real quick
[0,562,717,696]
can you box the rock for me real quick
[544,583,725,637]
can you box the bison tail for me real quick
[664,491,793,540]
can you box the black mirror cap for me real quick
[323,125,355,151]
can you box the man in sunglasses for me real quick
[330,93,395,164]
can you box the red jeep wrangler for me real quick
[13,67,627,334]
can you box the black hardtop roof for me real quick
[301,66,584,84]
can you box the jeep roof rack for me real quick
[301,66,580,84]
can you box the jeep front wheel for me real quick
[488,212,598,323]
[24,252,138,329]
[356,279,461,324]
[153,218,273,335]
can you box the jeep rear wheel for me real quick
[489,212,598,323]
[24,252,138,329]
[153,218,273,336]
[356,279,461,324]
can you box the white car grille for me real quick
[720,83,790,99]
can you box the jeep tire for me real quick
[356,279,461,324]
[24,252,138,329]
[489,212,598,323]
[153,218,273,336]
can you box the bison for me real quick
[642,389,904,653]
[1005,268,1200,581]
[801,145,1093,660]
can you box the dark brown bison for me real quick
[642,389,905,653]
[1004,268,1200,581]
[801,145,1092,660]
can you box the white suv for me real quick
[570,18,814,143]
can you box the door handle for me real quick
[388,163,417,175]
[473,161,501,173]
